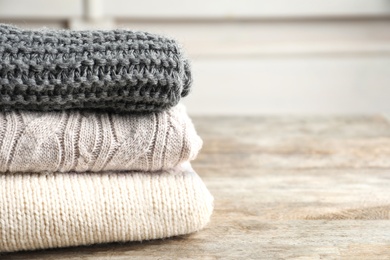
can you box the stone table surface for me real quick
[3,116,390,259]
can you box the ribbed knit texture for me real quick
[0,24,192,112]
[0,104,201,173]
[0,164,214,253]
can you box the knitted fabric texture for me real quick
[0,164,214,252]
[0,104,201,173]
[0,24,191,112]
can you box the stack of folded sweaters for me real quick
[0,24,213,252]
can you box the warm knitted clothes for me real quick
[0,24,191,112]
[0,104,201,173]
[0,164,213,252]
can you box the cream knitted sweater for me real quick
[0,164,213,252]
[0,104,201,173]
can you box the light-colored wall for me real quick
[1,0,390,115]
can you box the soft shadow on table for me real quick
[0,234,191,260]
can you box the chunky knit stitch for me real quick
[0,24,192,112]
[0,164,214,252]
[0,104,201,173]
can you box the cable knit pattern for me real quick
[0,104,201,173]
[0,164,214,252]
[0,24,192,112]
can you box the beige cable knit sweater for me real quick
[0,164,213,252]
[0,104,202,173]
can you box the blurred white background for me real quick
[1,0,390,115]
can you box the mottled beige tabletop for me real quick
[3,116,390,259]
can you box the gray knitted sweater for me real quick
[0,24,191,112]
